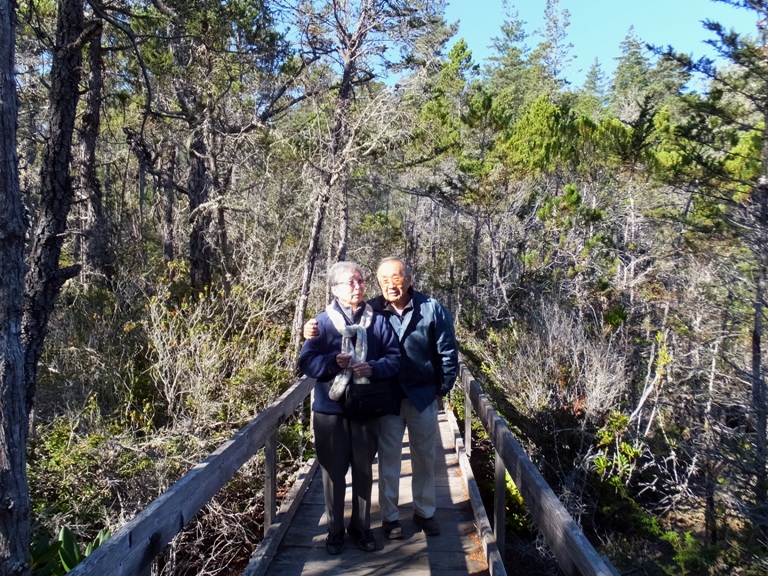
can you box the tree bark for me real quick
[22,0,88,414]
[162,151,177,270]
[334,181,350,263]
[751,106,768,534]
[470,214,481,286]
[0,0,32,572]
[78,25,110,287]
[753,227,768,533]
[188,129,214,291]
[290,175,334,362]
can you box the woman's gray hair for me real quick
[327,261,365,288]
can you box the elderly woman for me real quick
[299,261,400,555]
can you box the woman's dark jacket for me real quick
[299,301,401,415]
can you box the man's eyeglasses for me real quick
[379,275,405,287]
[335,279,365,288]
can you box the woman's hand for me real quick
[336,353,352,368]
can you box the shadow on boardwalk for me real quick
[265,410,490,576]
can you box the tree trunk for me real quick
[188,129,213,291]
[751,108,768,535]
[448,209,458,311]
[79,25,110,287]
[162,151,177,270]
[289,22,357,362]
[752,256,767,533]
[470,213,481,286]
[22,0,89,414]
[290,176,333,362]
[334,181,349,263]
[216,202,232,296]
[703,340,721,544]
[0,0,32,571]
[485,217,513,318]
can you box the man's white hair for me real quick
[376,257,411,277]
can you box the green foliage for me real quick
[593,411,643,492]
[28,414,116,526]
[30,527,110,575]
[502,95,564,174]
[29,533,61,576]
[612,28,651,99]
[573,60,609,120]
[353,211,407,260]
[602,305,627,328]
[724,127,762,203]
[503,474,531,533]
[658,530,717,576]
[536,183,605,231]
[411,38,478,162]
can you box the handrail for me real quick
[458,363,619,576]
[66,363,619,576]
[69,376,315,576]
[444,408,507,576]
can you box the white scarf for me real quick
[326,302,373,401]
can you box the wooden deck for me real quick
[71,369,614,576]
[262,410,491,576]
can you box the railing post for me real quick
[264,430,277,531]
[463,369,472,458]
[494,448,506,555]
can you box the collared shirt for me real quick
[382,296,414,319]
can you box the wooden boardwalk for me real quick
[71,369,614,576]
[263,410,491,576]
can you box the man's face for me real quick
[376,260,411,307]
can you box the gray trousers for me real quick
[378,398,438,521]
[313,412,378,535]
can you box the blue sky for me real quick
[443,0,759,87]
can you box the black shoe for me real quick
[382,519,403,540]
[347,526,376,551]
[326,530,344,555]
[413,513,440,536]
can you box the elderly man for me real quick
[306,257,458,538]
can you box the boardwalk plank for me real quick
[259,410,491,576]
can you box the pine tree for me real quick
[538,0,574,88]
[0,0,31,570]
[662,0,768,538]
[573,58,609,121]
[611,27,653,122]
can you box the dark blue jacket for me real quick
[369,288,458,412]
[299,301,401,415]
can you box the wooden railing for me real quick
[457,362,620,576]
[67,363,620,576]
[68,376,315,576]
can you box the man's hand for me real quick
[351,362,372,378]
[303,318,319,339]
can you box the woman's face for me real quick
[331,271,365,308]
